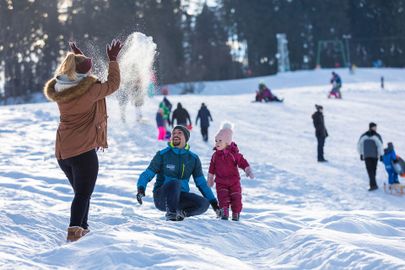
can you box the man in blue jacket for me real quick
[136,125,220,221]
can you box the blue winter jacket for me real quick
[382,149,397,170]
[195,106,213,127]
[156,112,165,128]
[137,143,216,202]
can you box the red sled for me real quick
[394,155,405,177]
[327,91,342,99]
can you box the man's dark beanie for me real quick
[369,122,377,129]
[173,125,190,142]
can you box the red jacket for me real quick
[209,142,250,185]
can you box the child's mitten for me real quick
[245,166,255,179]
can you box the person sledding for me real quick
[381,142,404,194]
[255,83,283,103]
[136,125,220,221]
[207,122,254,221]
[328,71,342,99]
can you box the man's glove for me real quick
[360,155,364,161]
[106,39,123,61]
[245,166,255,179]
[207,173,215,187]
[69,42,84,55]
[136,187,145,205]
[210,200,220,217]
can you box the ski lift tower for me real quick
[276,33,291,73]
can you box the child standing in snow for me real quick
[381,142,400,185]
[156,108,166,141]
[207,123,254,221]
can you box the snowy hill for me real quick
[1,68,405,269]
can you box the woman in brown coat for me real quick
[44,40,123,242]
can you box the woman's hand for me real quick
[69,42,84,55]
[106,39,123,61]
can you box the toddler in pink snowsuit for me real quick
[207,123,254,221]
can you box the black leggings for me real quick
[58,149,99,229]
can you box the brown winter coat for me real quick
[44,61,120,159]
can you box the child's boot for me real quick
[232,212,240,221]
[220,208,229,220]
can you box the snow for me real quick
[1,68,405,269]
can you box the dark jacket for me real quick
[156,112,165,128]
[163,97,172,112]
[44,62,120,159]
[171,103,191,126]
[312,111,328,138]
[357,130,383,158]
[331,74,342,86]
[196,105,213,127]
[137,143,216,202]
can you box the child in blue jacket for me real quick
[382,142,400,185]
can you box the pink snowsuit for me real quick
[209,142,250,216]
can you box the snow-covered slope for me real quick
[1,68,405,269]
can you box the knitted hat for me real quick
[387,142,394,151]
[369,122,377,129]
[172,125,190,142]
[76,57,92,74]
[215,122,233,145]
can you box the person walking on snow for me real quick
[357,122,383,191]
[381,142,400,185]
[171,102,192,128]
[207,123,254,221]
[312,104,328,162]
[136,125,220,221]
[43,40,123,242]
[195,103,213,142]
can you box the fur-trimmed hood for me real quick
[43,76,98,103]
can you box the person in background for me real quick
[328,71,342,99]
[195,103,213,142]
[171,102,192,128]
[255,83,283,102]
[381,142,400,185]
[156,108,166,141]
[357,122,383,191]
[312,104,328,162]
